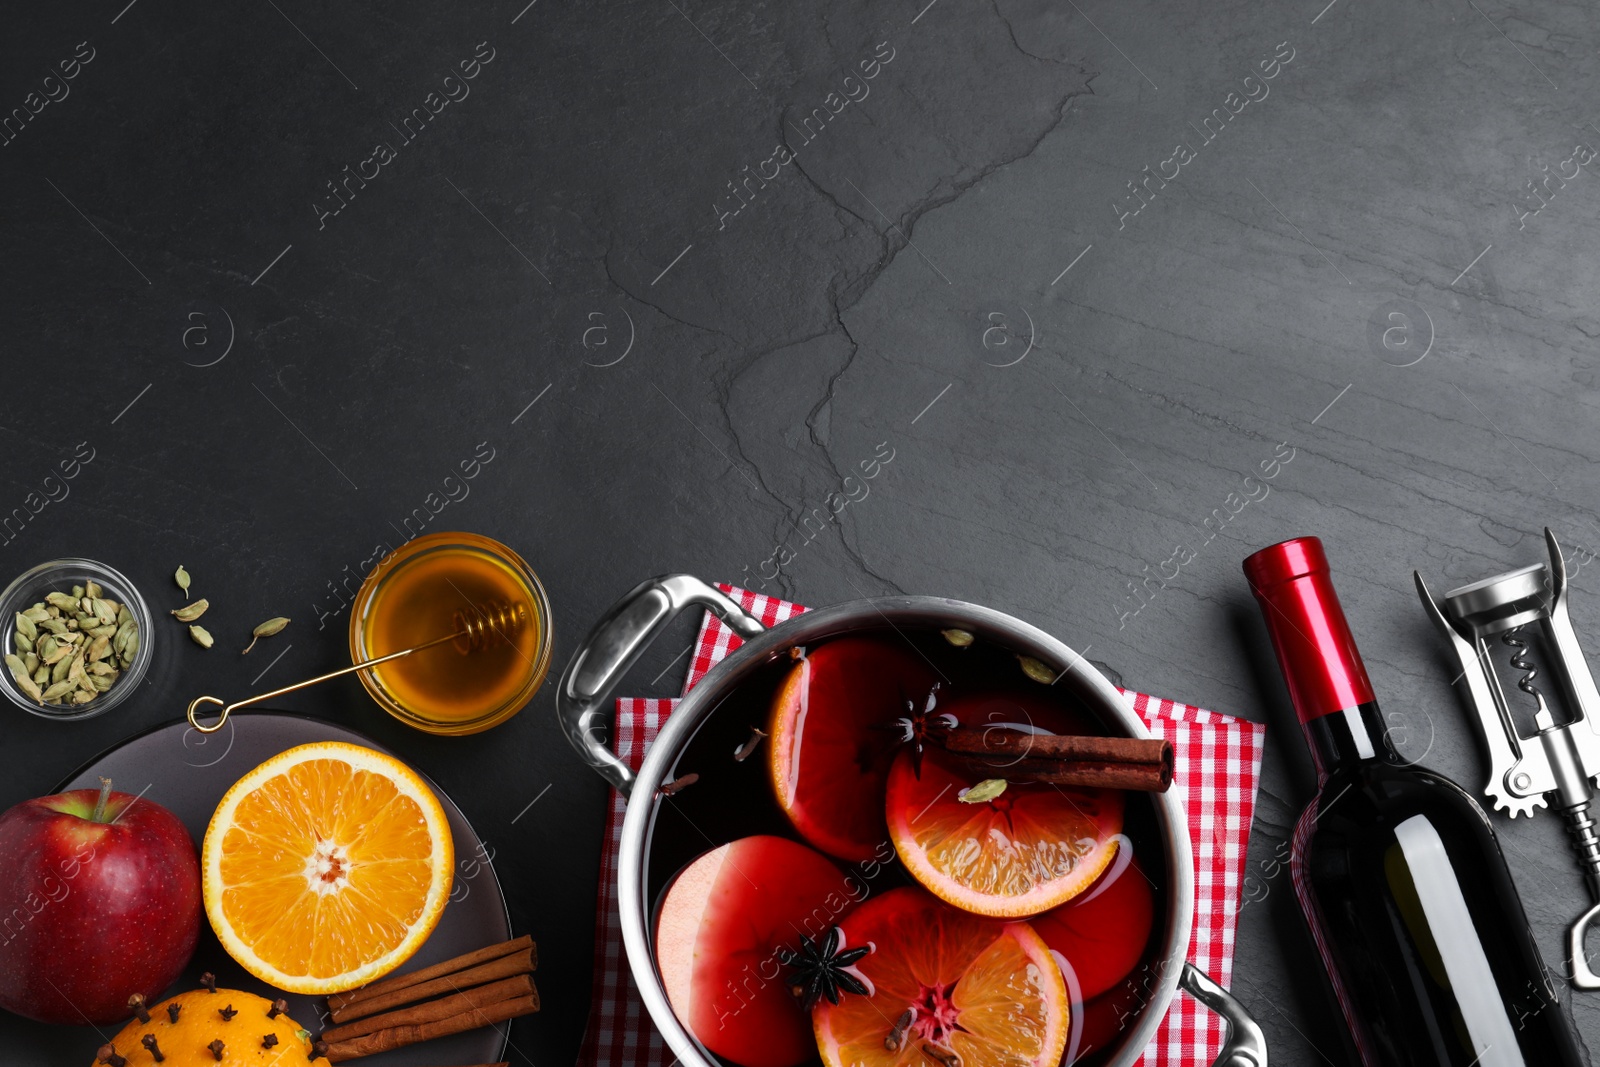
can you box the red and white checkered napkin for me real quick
[578,586,1265,1067]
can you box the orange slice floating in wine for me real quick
[811,886,1069,1067]
[767,638,936,862]
[886,748,1123,917]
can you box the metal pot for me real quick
[558,575,1268,1067]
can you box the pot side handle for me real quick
[556,574,765,797]
[1181,963,1268,1067]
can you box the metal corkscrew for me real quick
[1416,529,1600,989]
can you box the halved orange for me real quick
[886,748,1123,917]
[201,742,454,994]
[812,886,1068,1067]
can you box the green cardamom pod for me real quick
[93,599,118,625]
[84,580,102,599]
[1017,655,1057,685]
[13,632,32,654]
[39,618,67,635]
[941,628,975,647]
[959,779,1008,804]
[7,655,43,704]
[23,605,48,620]
[90,673,113,692]
[87,624,117,639]
[242,616,290,653]
[49,655,71,684]
[189,625,214,649]
[45,592,78,612]
[22,652,38,674]
[122,629,140,660]
[88,635,110,662]
[88,661,115,677]
[31,665,49,686]
[175,565,191,599]
[41,679,75,702]
[14,612,36,641]
[69,585,84,600]
[38,636,61,663]
[171,599,210,623]
[71,688,95,704]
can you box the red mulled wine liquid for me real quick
[644,625,1168,1066]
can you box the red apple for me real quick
[0,777,200,1025]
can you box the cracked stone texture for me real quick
[3,0,1600,1062]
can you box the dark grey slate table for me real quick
[3,0,1598,1063]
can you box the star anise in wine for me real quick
[777,926,873,1010]
[881,683,957,777]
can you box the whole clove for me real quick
[261,1034,279,1049]
[141,1034,165,1062]
[208,1039,225,1060]
[885,1008,915,1052]
[921,1043,960,1067]
[310,1039,330,1059]
[128,993,150,1023]
[219,1004,237,1021]
[200,971,218,993]
[168,1002,181,1023]
[96,1046,127,1067]
[659,772,699,796]
[268,998,288,1019]
[733,727,767,762]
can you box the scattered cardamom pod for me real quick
[242,616,290,654]
[960,778,1008,803]
[1018,655,1057,685]
[189,625,214,649]
[175,565,191,599]
[171,599,210,623]
[941,628,975,648]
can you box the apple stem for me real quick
[91,777,113,823]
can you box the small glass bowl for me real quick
[0,558,154,721]
[349,532,553,735]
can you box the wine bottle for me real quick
[1244,536,1583,1067]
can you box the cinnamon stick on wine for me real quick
[939,729,1174,791]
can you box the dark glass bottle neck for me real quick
[1302,701,1401,777]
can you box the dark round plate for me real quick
[56,711,510,1065]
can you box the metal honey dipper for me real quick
[1416,529,1600,988]
[185,600,527,735]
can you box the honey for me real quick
[349,532,551,735]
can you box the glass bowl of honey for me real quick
[348,532,552,735]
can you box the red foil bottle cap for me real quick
[1243,536,1376,723]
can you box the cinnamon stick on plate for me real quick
[939,728,1174,791]
[329,948,537,1025]
[323,995,539,1062]
[328,935,534,1015]
[322,974,538,1043]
